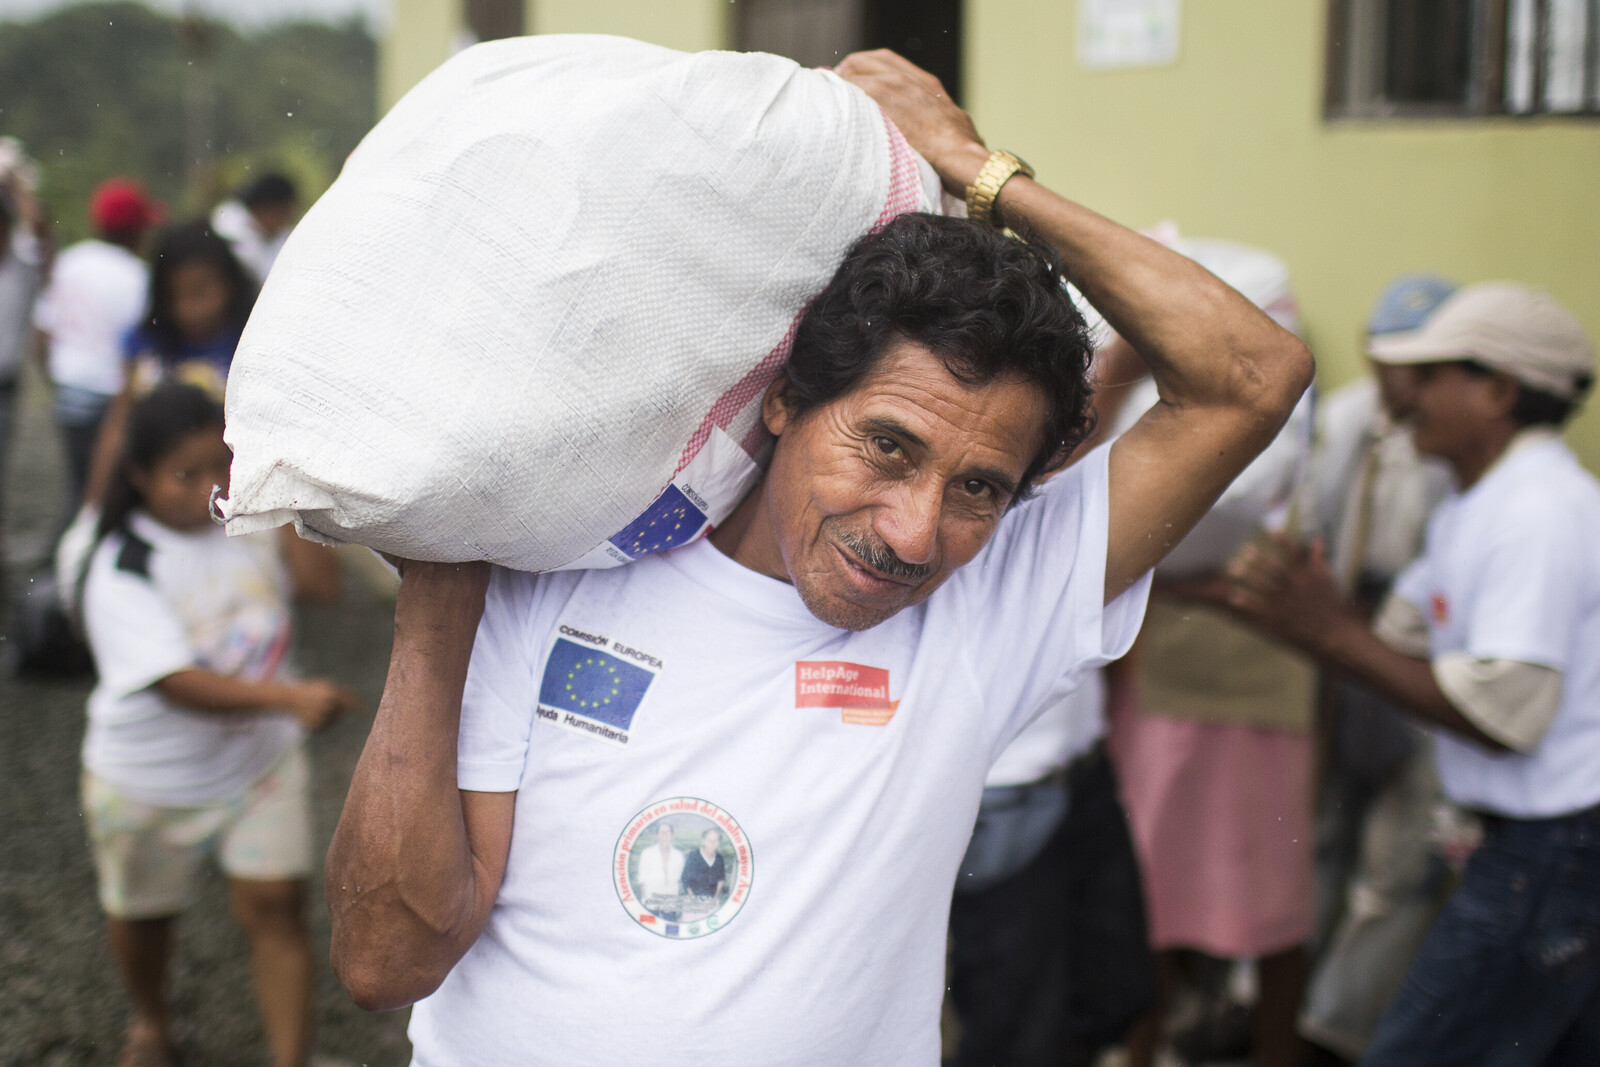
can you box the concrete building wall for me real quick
[966,1,1600,470]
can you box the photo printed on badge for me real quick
[614,797,753,939]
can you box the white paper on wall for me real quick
[1077,0,1182,71]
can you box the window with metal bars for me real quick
[1325,0,1600,117]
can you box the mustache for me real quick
[835,528,933,583]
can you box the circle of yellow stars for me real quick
[566,655,622,709]
[627,502,694,555]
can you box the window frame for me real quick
[1323,0,1600,120]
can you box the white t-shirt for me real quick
[32,238,148,396]
[82,512,302,806]
[409,442,1149,1067]
[211,199,289,282]
[1311,377,1451,588]
[1392,435,1600,817]
[984,668,1106,788]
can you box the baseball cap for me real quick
[89,177,164,236]
[1366,274,1456,336]
[1367,282,1595,401]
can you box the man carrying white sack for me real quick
[326,50,1313,1066]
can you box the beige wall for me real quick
[378,0,464,112]
[380,1,729,110]
[531,0,729,51]
[966,0,1600,471]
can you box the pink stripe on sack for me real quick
[673,112,928,477]
[873,114,924,232]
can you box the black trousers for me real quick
[949,749,1156,1067]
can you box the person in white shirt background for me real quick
[31,176,161,513]
[80,382,351,1067]
[1297,275,1458,1066]
[946,671,1156,1067]
[1227,282,1600,1066]
[210,172,298,284]
[0,142,50,527]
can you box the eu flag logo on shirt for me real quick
[608,485,708,560]
[538,639,656,730]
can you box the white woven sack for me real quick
[219,34,940,571]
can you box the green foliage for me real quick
[0,1,375,241]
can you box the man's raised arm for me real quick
[325,561,514,1011]
[836,51,1314,600]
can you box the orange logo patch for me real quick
[1431,594,1450,627]
[795,661,898,726]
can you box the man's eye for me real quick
[963,479,993,498]
[872,436,901,456]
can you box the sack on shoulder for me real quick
[219,35,942,571]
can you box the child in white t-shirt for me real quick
[80,383,352,1067]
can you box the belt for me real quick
[1475,799,1600,831]
[997,739,1107,796]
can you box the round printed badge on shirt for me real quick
[614,797,752,939]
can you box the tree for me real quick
[0,1,376,240]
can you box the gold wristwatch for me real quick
[965,150,1035,227]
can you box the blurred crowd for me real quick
[2,124,1596,1067]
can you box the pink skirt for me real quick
[1108,680,1315,958]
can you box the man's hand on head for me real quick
[835,49,991,196]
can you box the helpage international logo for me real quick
[614,797,753,939]
[794,660,898,725]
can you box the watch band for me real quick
[966,150,1035,227]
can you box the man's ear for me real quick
[762,376,797,436]
[1486,371,1522,420]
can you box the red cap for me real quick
[89,177,164,237]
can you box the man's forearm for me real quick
[326,561,496,1010]
[1316,616,1509,752]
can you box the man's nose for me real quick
[875,479,941,567]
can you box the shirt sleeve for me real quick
[82,549,198,698]
[457,566,540,792]
[1433,654,1563,753]
[1373,589,1431,658]
[949,440,1152,745]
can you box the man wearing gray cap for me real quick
[1226,282,1600,1065]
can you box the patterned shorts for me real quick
[83,745,313,919]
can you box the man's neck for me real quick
[707,479,791,583]
[1450,421,1524,489]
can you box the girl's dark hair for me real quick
[782,213,1095,502]
[141,221,257,358]
[97,383,226,541]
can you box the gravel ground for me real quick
[0,365,413,1066]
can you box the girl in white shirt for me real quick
[80,382,352,1067]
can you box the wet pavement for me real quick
[0,365,413,1066]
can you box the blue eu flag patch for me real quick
[538,639,656,730]
[608,485,708,560]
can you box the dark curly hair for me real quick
[782,213,1095,501]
